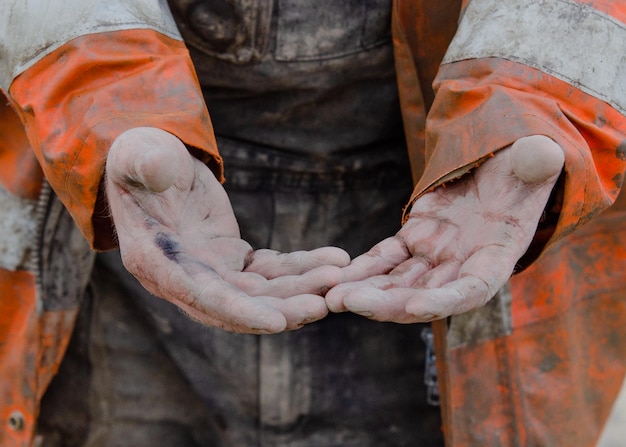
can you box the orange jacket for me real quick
[1,0,625,446]
[393,1,626,445]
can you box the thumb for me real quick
[107,127,193,192]
[509,135,564,184]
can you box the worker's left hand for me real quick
[326,135,564,322]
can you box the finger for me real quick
[154,282,290,334]
[405,275,494,321]
[340,248,499,322]
[120,240,289,334]
[509,135,564,184]
[185,275,291,333]
[261,295,329,330]
[342,287,414,322]
[226,264,346,298]
[173,294,289,334]
[326,275,403,312]
[245,247,351,278]
[406,243,517,321]
[326,257,434,323]
[325,256,430,312]
[325,279,392,314]
[336,236,412,284]
[411,260,461,289]
[343,275,493,323]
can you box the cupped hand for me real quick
[326,135,564,323]
[106,127,350,334]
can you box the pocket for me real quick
[168,0,273,64]
[275,0,392,61]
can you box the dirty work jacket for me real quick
[0,0,625,446]
[393,2,626,445]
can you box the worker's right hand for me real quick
[105,127,350,334]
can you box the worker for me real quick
[0,1,624,446]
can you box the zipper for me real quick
[28,179,52,316]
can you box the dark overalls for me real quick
[38,2,443,445]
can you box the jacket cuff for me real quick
[9,29,222,251]
[408,58,626,250]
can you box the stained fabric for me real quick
[0,0,625,446]
[8,30,221,250]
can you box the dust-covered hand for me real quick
[106,127,350,334]
[326,135,564,323]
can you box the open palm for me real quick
[327,136,564,323]
[106,127,350,333]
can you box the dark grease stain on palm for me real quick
[154,232,219,276]
[155,232,180,261]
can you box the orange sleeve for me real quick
[404,0,626,253]
[8,29,222,251]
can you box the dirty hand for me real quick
[106,127,350,333]
[326,135,564,322]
